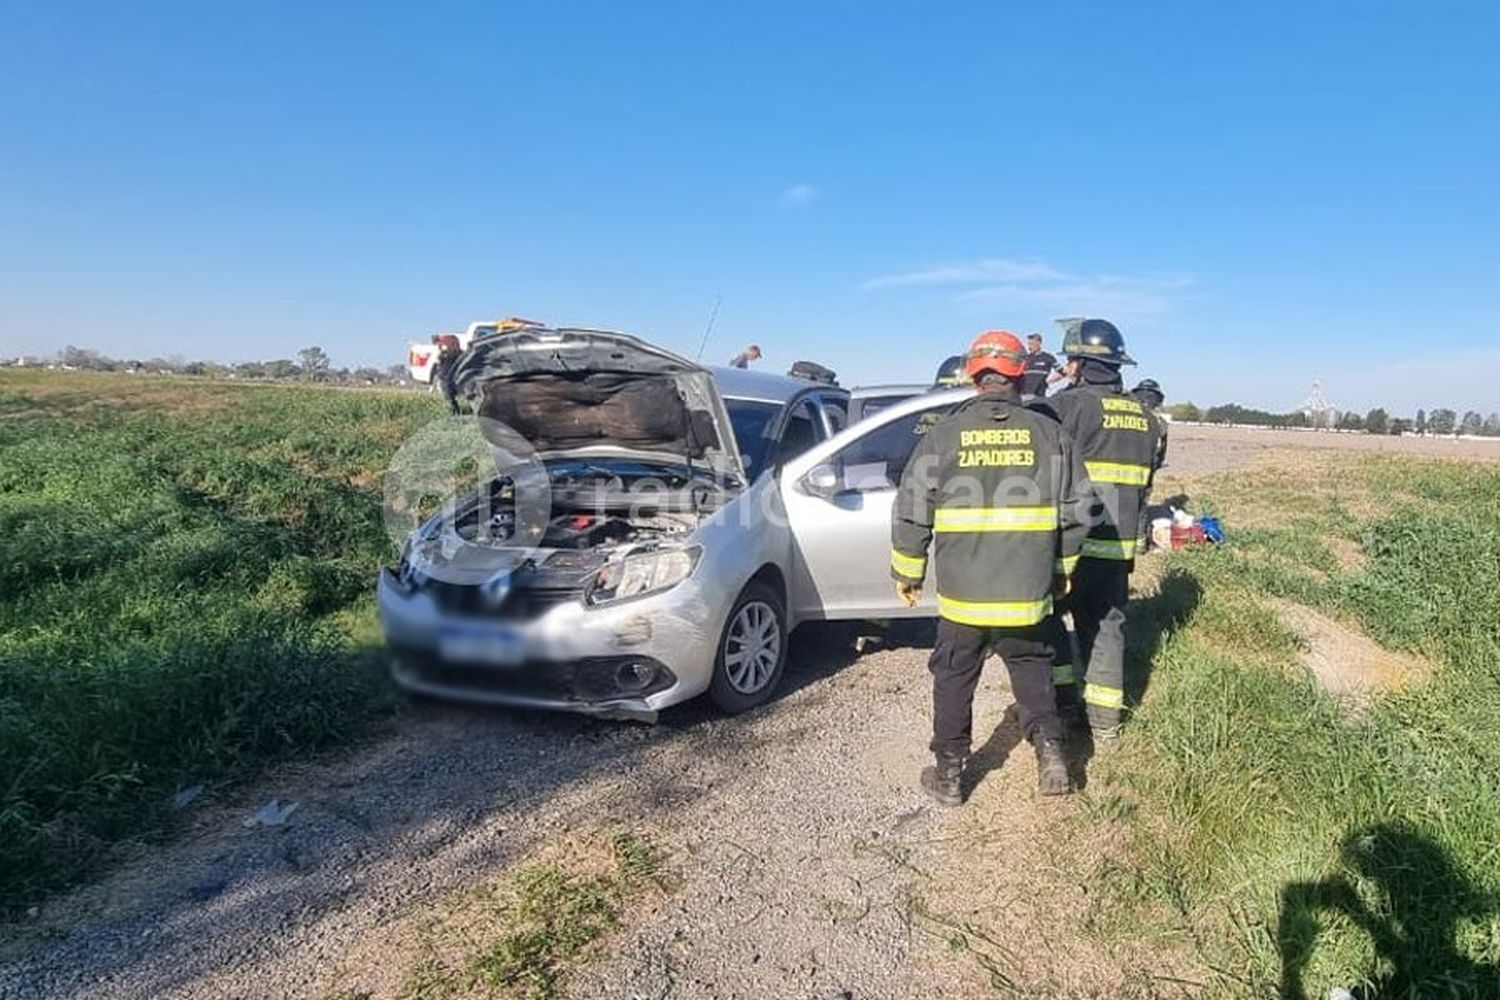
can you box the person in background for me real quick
[1020,333,1059,397]
[1130,378,1164,411]
[728,344,762,369]
[1130,379,1169,550]
[1130,378,1168,469]
[434,339,462,415]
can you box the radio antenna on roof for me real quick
[694,294,722,362]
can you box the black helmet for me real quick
[1059,317,1135,366]
[934,354,966,387]
[1131,379,1164,408]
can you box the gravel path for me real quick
[2,627,1160,1000]
[1,431,1325,999]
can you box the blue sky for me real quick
[2,1,1497,414]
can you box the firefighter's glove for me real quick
[895,581,922,608]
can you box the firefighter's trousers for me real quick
[1071,557,1131,730]
[1045,614,1084,717]
[928,618,1061,757]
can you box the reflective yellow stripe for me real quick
[936,594,1053,627]
[933,505,1059,533]
[1055,553,1080,576]
[891,549,927,578]
[1052,662,1076,685]
[1085,461,1151,486]
[1084,683,1125,709]
[1082,537,1138,561]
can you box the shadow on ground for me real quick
[1277,821,1500,998]
[962,567,1204,799]
[963,704,1024,798]
[1124,566,1203,709]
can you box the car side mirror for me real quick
[800,463,841,500]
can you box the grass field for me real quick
[1085,454,1500,997]
[0,370,444,909]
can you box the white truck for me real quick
[406,317,543,383]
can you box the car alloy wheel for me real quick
[722,600,782,694]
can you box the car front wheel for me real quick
[708,580,788,713]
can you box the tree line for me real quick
[1166,401,1500,437]
[4,345,413,386]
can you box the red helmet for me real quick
[964,330,1027,382]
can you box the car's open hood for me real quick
[452,327,744,483]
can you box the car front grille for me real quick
[423,582,582,619]
[391,649,675,703]
[395,650,578,700]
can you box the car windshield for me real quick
[724,398,782,480]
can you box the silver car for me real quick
[847,382,930,423]
[378,327,971,720]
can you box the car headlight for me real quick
[391,531,434,593]
[587,547,701,606]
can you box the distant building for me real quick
[1299,380,1337,429]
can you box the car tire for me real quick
[708,580,788,714]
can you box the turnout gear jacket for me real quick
[891,393,1089,628]
[1046,384,1165,569]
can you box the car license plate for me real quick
[439,623,522,666]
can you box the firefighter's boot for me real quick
[920,751,965,807]
[1035,738,1072,796]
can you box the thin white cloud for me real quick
[862,256,1193,319]
[779,182,818,207]
[862,258,1065,290]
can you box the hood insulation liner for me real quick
[477,373,721,458]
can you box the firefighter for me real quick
[1046,319,1165,739]
[892,331,1088,806]
[1130,379,1170,551]
[1131,378,1169,472]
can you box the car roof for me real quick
[849,382,931,399]
[708,365,847,404]
[840,385,975,432]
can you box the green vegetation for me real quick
[399,831,664,1000]
[0,370,444,909]
[1089,455,1500,997]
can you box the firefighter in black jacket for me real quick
[892,330,1089,806]
[1046,319,1165,739]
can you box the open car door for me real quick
[778,392,968,620]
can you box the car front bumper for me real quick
[376,568,722,719]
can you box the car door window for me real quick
[832,405,952,492]
[725,398,784,480]
[819,395,848,435]
[776,400,822,465]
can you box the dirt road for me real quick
[1164,423,1500,474]
[6,624,1179,999]
[2,429,1475,999]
